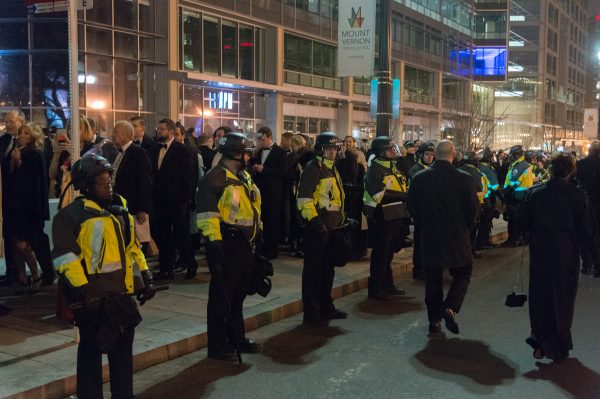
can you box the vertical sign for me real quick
[392,79,400,119]
[337,0,376,77]
[370,79,378,118]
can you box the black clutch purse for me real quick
[505,291,527,307]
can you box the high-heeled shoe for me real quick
[30,277,42,294]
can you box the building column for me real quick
[436,71,443,141]
[337,101,353,138]
[167,0,179,120]
[265,93,283,142]
[398,60,405,141]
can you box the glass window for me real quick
[203,17,220,74]
[285,35,300,71]
[87,27,113,55]
[139,64,155,112]
[31,53,69,110]
[86,1,112,25]
[139,0,155,33]
[86,110,114,138]
[114,0,137,30]
[0,23,28,49]
[33,21,68,50]
[140,37,155,61]
[183,85,204,115]
[222,20,237,77]
[114,32,138,59]
[183,12,201,71]
[0,55,29,107]
[114,60,138,111]
[299,37,312,74]
[239,25,254,80]
[86,55,113,111]
[239,92,254,118]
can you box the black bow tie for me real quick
[158,143,167,149]
[118,148,124,153]
[133,140,140,145]
[264,146,273,151]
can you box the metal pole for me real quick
[376,0,392,137]
[68,0,80,160]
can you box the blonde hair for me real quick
[80,116,94,142]
[291,134,306,148]
[19,123,45,151]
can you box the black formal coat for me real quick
[407,160,479,270]
[135,135,156,153]
[252,144,288,206]
[518,179,597,358]
[576,155,600,223]
[113,143,153,215]
[149,140,196,208]
[0,134,15,162]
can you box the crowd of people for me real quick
[1,109,599,397]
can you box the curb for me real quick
[6,230,507,399]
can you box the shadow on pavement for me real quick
[353,296,424,318]
[524,358,600,399]
[136,358,251,399]
[260,325,344,365]
[412,336,517,394]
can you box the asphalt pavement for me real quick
[113,246,600,399]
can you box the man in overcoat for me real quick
[407,140,479,334]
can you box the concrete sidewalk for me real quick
[0,222,507,399]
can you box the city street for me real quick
[109,247,600,399]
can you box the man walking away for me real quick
[576,140,600,276]
[407,140,479,335]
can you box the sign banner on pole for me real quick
[337,0,376,77]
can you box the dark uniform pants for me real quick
[506,201,521,243]
[76,313,135,399]
[302,230,336,317]
[425,265,472,323]
[476,200,494,247]
[369,219,403,294]
[207,237,251,353]
[413,224,423,274]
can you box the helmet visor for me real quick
[322,143,342,160]
[385,143,402,159]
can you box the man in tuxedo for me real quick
[131,116,156,152]
[1,110,25,285]
[252,126,288,259]
[111,120,153,227]
[149,119,197,280]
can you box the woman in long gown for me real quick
[518,153,597,362]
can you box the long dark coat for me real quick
[407,160,479,269]
[518,179,597,359]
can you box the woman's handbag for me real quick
[505,238,528,307]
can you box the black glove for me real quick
[136,270,156,306]
[308,217,327,234]
[74,284,101,313]
[381,190,407,204]
[206,240,227,268]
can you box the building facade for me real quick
[496,0,590,152]
[0,0,509,149]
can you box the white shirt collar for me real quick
[121,140,133,153]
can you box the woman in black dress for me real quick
[518,153,598,362]
[6,122,50,294]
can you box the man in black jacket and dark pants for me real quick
[149,119,197,280]
[577,140,600,276]
[408,140,479,335]
[252,126,288,259]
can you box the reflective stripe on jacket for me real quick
[196,163,261,243]
[363,158,408,219]
[297,156,345,229]
[504,156,534,200]
[51,195,148,294]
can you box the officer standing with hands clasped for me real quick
[51,153,156,399]
[197,132,269,363]
[297,131,347,327]
[363,136,409,300]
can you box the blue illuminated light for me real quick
[473,47,507,79]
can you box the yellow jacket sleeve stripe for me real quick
[53,252,88,288]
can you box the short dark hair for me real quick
[282,132,294,139]
[130,116,145,127]
[550,153,576,179]
[213,126,232,138]
[158,118,176,132]
[258,126,272,138]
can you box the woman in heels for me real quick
[5,122,50,294]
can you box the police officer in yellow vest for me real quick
[363,136,409,300]
[196,132,264,362]
[502,145,534,246]
[459,152,489,255]
[52,153,156,399]
[297,131,346,327]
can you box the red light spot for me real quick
[240,42,254,47]
[596,14,600,20]
[223,45,233,50]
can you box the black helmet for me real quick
[464,151,479,166]
[315,131,341,156]
[509,145,524,159]
[416,141,435,157]
[524,150,536,163]
[481,147,496,163]
[403,140,415,149]
[71,153,113,192]
[371,136,401,159]
[219,132,246,159]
